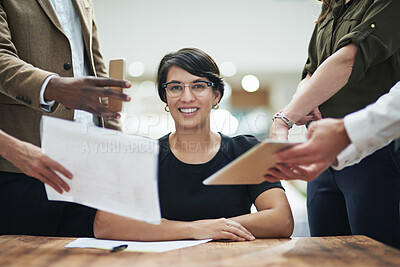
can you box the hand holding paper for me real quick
[41,116,161,223]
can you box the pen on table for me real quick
[110,244,128,253]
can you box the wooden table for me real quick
[0,235,399,266]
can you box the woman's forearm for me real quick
[93,188,294,241]
[93,211,193,241]
[284,44,357,123]
[230,189,294,238]
[230,209,293,238]
[94,211,256,242]
[295,73,311,95]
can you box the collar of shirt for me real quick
[332,0,353,19]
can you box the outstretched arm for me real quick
[0,5,131,119]
[270,44,357,140]
[265,81,400,182]
[93,187,293,241]
[93,212,254,242]
[0,130,72,193]
[265,119,350,182]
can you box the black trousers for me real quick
[307,141,400,249]
[0,171,96,237]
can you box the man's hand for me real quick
[296,107,322,125]
[264,162,330,182]
[265,118,351,182]
[45,77,131,118]
[2,137,72,194]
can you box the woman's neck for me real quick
[169,127,221,164]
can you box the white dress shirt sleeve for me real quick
[39,75,57,112]
[333,81,400,170]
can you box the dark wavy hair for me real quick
[156,48,224,103]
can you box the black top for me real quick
[158,133,283,221]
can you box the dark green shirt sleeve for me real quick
[302,25,319,79]
[302,6,328,79]
[335,0,400,85]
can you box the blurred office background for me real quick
[93,0,322,237]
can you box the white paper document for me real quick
[40,116,161,224]
[66,238,212,253]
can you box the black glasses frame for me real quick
[162,80,214,89]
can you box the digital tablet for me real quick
[203,140,298,185]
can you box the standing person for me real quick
[0,0,131,237]
[93,48,294,241]
[269,0,400,248]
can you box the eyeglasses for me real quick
[162,80,214,98]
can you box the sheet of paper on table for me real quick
[40,116,161,224]
[66,238,212,253]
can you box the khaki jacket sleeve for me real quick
[0,4,56,110]
[91,14,107,78]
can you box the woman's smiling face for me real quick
[165,66,221,131]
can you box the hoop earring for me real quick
[212,104,219,110]
[164,105,170,112]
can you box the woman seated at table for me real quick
[94,48,293,241]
